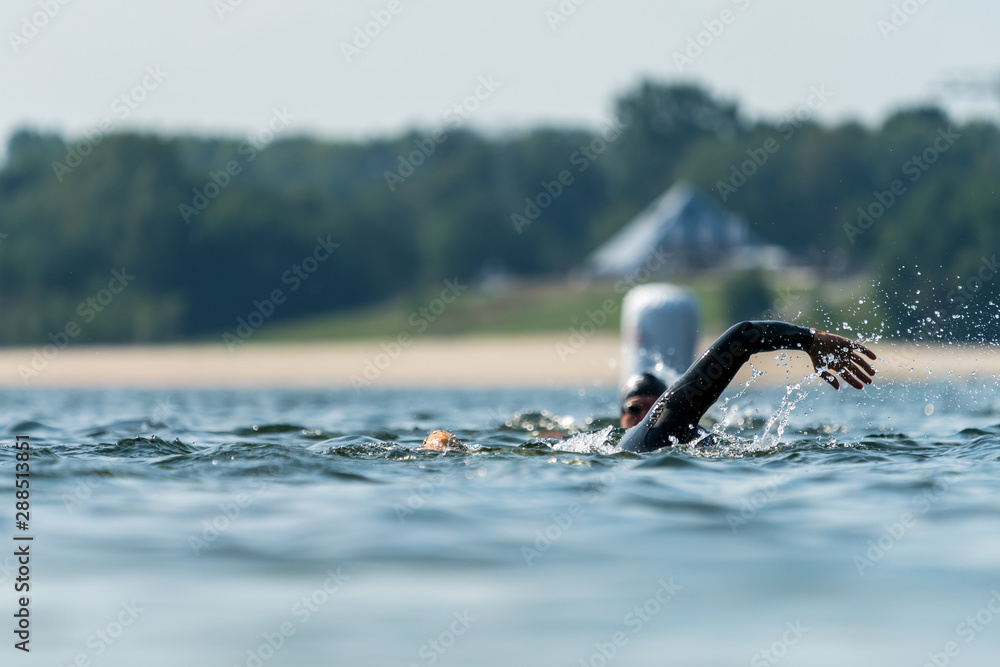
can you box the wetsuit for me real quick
[618,321,815,453]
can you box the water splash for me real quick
[681,372,820,458]
[550,426,622,455]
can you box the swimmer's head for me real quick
[620,372,667,428]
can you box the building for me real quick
[584,181,786,277]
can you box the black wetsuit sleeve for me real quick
[618,321,815,453]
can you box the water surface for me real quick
[2,378,1000,666]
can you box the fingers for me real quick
[825,333,876,360]
[834,358,876,389]
[819,361,872,391]
[851,352,876,377]
[848,340,877,361]
[833,338,878,385]
[838,368,864,389]
[813,332,879,391]
[847,358,874,383]
[821,370,840,390]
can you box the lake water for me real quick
[2,376,1000,666]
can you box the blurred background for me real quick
[1,0,999,351]
[6,4,1000,667]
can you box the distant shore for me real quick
[0,335,997,389]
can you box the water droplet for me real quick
[924,404,934,416]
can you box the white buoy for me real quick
[620,284,699,386]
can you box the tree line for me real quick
[1,81,998,345]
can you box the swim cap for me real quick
[620,372,667,402]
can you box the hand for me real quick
[807,330,877,390]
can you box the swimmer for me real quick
[421,429,466,452]
[619,372,668,429]
[421,320,876,454]
[420,376,661,450]
[617,320,876,452]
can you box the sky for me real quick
[2,0,999,148]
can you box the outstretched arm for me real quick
[618,321,876,453]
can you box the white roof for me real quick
[586,181,753,276]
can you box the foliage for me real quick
[0,81,996,344]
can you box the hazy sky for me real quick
[2,0,999,146]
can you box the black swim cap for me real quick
[620,373,667,402]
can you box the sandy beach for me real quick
[1,335,998,389]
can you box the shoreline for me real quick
[0,335,997,389]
